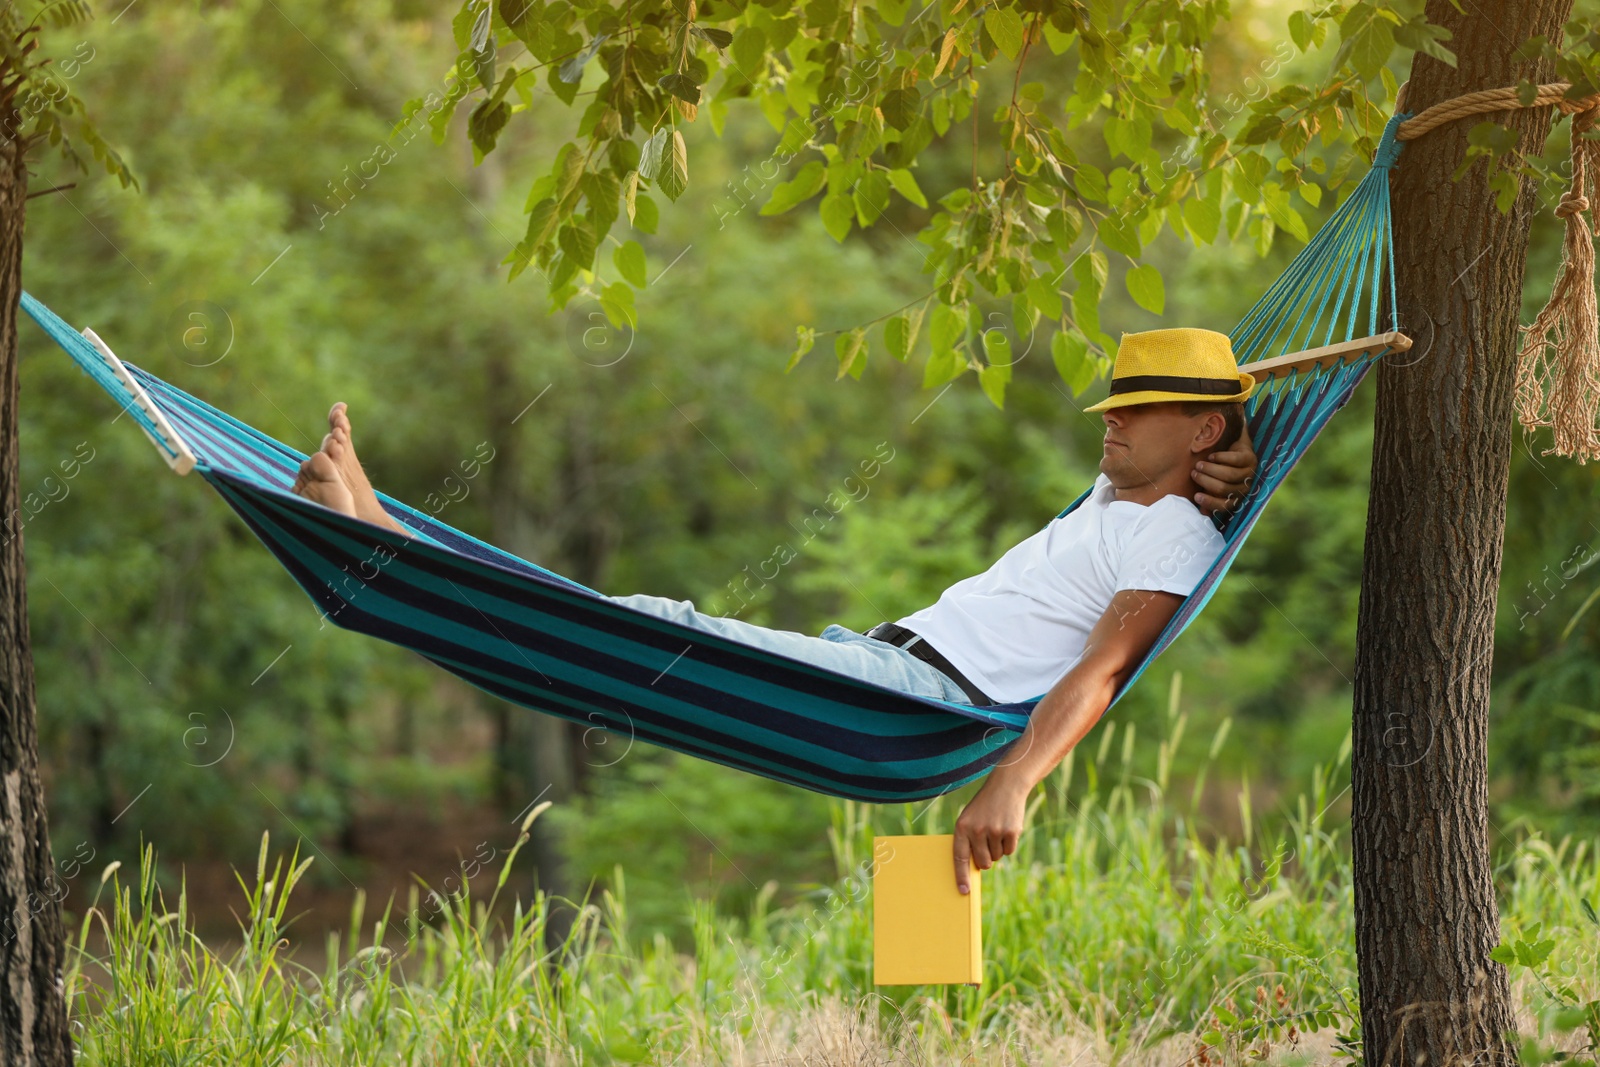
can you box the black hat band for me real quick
[1107,374,1241,397]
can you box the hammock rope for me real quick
[18,113,1416,803]
[1396,80,1600,464]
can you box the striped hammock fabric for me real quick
[21,116,1412,803]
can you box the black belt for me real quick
[864,622,995,705]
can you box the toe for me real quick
[330,402,350,434]
[307,451,340,480]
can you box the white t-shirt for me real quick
[894,474,1224,704]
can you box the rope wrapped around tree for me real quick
[1396,81,1600,464]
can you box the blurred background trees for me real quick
[15,0,1600,947]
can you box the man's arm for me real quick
[950,586,1185,893]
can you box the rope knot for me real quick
[1567,98,1600,135]
[1556,191,1590,218]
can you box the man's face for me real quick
[1098,402,1204,488]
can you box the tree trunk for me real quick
[462,132,585,946]
[1353,4,1571,1066]
[484,343,581,949]
[0,106,76,1064]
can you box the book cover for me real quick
[871,833,982,986]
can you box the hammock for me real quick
[20,115,1413,804]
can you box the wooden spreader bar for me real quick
[1238,331,1412,383]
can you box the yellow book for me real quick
[871,834,982,986]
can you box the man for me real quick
[291,327,1258,893]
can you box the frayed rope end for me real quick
[1513,103,1600,465]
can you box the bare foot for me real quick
[322,402,393,529]
[291,450,358,518]
[291,402,411,538]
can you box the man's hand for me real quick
[948,587,1186,892]
[1193,419,1257,517]
[951,771,1029,895]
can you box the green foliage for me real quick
[61,725,1600,1062]
[0,0,135,188]
[788,480,1002,630]
[1494,868,1600,1067]
[550,748,833,939]
[417,0,1456,406]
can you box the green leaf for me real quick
[1339,4,1396,80]
[558,33,608,84]
[639,128,669,181]
[835,328,867,379]
[978,360,1010,408]
[1288,10,1313,50]
[787,325,816,371]
[1072,254,1104,339]
[878,0,910,26]
[982,328,1012,366]
[1252,215,1275,257]
[634,193,660,233]
[1263,184,1309,243]
[1096,214,1142,258]
[922,343,965,388]
[1125,264,1164,314]
[468,100,510,161]
[599,281,636,328]
[885,307,924,361]
[1046,204,1083,248]
[983,7,1026,61]
[657,130,689,202]
[1077,249,1108,291]
[498,0,540,49]
[614,240,648,287]
[1025,275,1063,320]
[558,220,597,270]
[880,87,919,130]
[819,191,854,241]
[930,302,964,355]
[521,197,561,252]
[475,35,498,93]
[762,161,828,215]
[886,168,927,208]
[853,170,891,226]
[731,26,766,80]
[1182,197,1221,244]
[1073,163,1108,204]
[1056,333,1101,394]
[1394,15,1456,68]
[658,72,702,105]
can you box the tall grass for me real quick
[63,691,1600,1065]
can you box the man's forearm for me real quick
[985,665,1117,796]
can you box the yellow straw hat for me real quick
[1083,327,1255,412]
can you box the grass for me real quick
[62,697,1600,1066]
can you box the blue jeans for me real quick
[606,593,974,705]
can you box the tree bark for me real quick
[462,133,586,947]
[1353,4,1571,1066]
[0,107,76,1064]
[484,343,581,949]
